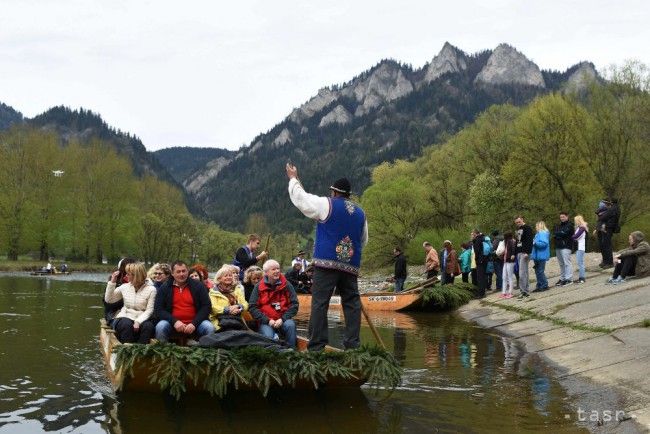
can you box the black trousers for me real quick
[598,230,614,265]
[308,267,361,351]
[613,256,637,279]
[476,263,488,297]
[461,272,469,283]
[113,318,155,344]
[441,273,455,285]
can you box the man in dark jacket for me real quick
[233,234,268,280]
[596,199,620,269]
[154,261,215,342]
[392,247,407,292]
[471,229,489,298]
[554,212,575,286]
[514,216,534,297]
[249,259,299,348]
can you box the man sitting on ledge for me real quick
[154,260,215,342]
[249,259,299,348]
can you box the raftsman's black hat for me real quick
[329,178,351,195]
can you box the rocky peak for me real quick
[563,62,599,93]
[289,88,339,123]
[319,105,352,128]
[272,128,292,147]
[183,156,232,195]
[475,43,545,88]
[420,42,467,86]
[345,61,414,117]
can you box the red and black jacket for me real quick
[249,274,299,323]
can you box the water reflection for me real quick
[0,275,584,433]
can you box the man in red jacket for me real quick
[249,259,299,348]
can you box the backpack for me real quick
[482,236,493,256]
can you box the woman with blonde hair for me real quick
[243,265,264,301]
[209,264,248,331]
[105,262,157,343]
[531,221,550,291]
[572,215,589,283]
[147,263,171,289]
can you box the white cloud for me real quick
[0,0,648,150]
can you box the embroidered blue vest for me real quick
[313,197,365,275]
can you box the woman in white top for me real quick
[105,262,157,343]
[572,215,589,283]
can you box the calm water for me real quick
[0,274,584,433]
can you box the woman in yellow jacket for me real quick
[209,264,248,330]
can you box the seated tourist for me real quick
[154,261,215,342]
[189,268,202,282]
[104,262,156,343]
[608,231,650,284]
[249,259,299,348]
[104,257,135,326]
[148,263,171,289]
[285,261,303,288]
[209,264,248,331]
[192,263,214,289]
[242,266,263,301]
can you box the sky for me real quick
[1,0,648,151]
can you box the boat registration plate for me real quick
[367,296,397,302]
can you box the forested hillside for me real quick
[154,147,235,183]
[360,62,650,267]
[0,126,241,264]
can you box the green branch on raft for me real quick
[420,282,475,310]
[113,343,402,400]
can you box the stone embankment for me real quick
[458,254,650,433]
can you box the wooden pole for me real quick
[360,303,386,349]
[264,234,271,253]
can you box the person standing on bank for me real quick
[471,229,489,298]
[423,242,440,281]
[595,199,620,269]
[286,163,367,351]
[572,215,588,283]
[514,216,534,297]
[554,212,575,286]
[392,247,407,292]
[531,221,551,291]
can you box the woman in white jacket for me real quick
[105,262,156,343]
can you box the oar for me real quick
[360,303,386,349]
[400,276,439,294]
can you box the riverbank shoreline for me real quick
[457,258,650,433]
[0,260,117,273]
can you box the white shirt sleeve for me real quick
[288,178,330,221]
[362,219,368,247]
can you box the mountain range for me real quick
[0,42,599,233]
[181,42,598,233]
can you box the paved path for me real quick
[457,263,650,433]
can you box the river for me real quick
[0,274,584,433]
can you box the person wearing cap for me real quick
[285,163,367,351]
[293,250,310,273]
